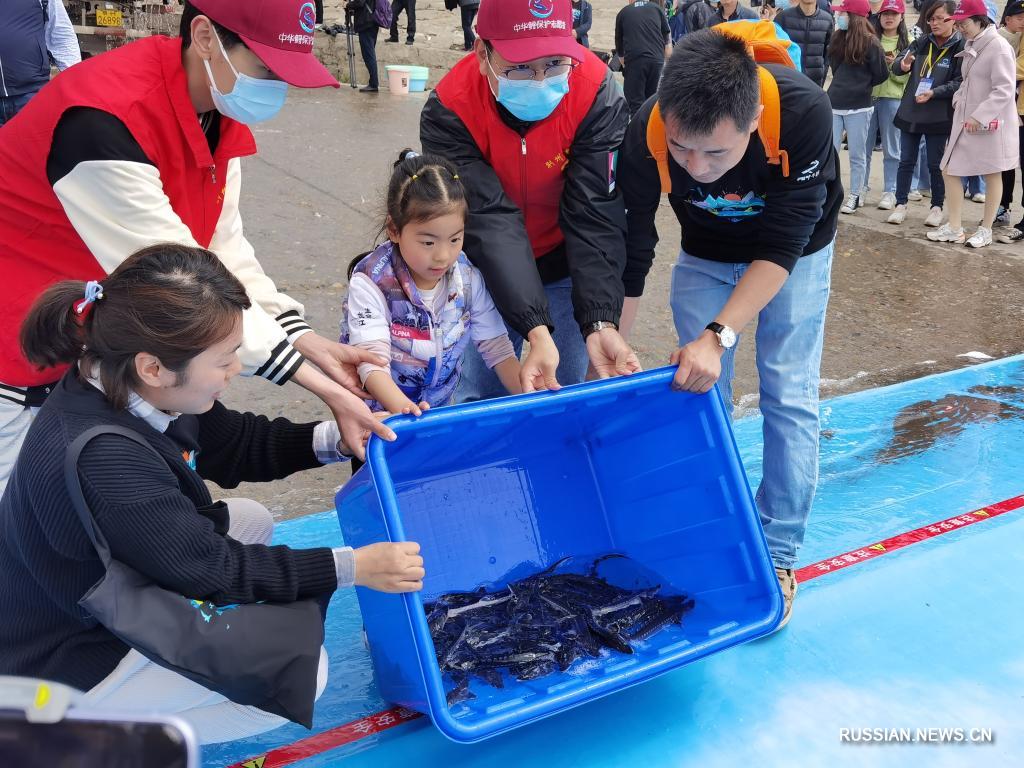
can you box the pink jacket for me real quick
[941,25,1019,176]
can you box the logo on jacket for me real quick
[529,0,555,19]
[299,2,317,33]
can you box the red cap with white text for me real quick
[475,0,588,64]
[190,0,339,88]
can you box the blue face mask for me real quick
[836,14,850,30]
[487,58,571,123]
[204,31,288,125]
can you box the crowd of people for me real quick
[0,0,1014,749]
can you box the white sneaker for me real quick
[971,192,986,203]
[965,227,992,248]
[840,194,860,214]
[926,223,965,243]
[908,190,924,202]
[924,206,944,227]
[877,192,896,210]
[887,205,907,224]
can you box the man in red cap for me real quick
[0,0,394,494]
[421,0,641,401]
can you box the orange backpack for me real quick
[646,20,796,194]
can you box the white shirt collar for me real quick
[82,362,180,434]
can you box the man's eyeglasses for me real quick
[487,53,577,81]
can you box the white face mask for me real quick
[203,30,288,124]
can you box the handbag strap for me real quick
[64,425,168,568]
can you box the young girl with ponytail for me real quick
[341,150,521,419]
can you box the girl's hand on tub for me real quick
[355,542,425,593]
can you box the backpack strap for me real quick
[646,102,673,195]
[645,67,789,195]
[756,66,789,178]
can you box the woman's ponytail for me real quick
[20,280,93,369]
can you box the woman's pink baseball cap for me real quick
[950,0,987,19]
[191,0,340,88]
[878,0,906,14]
[831,0,871,15]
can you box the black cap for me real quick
[1006,0,1024,16]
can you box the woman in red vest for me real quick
[421,0,642,402]
[0,0,395,495]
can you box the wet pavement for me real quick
[217,85,1024,519]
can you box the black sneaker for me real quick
[386,37,399,43]
[405,39,414,45]
[359,85,378,93]
[996,227,1024,243]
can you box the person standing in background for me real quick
[864,0,912,210]
[886,0,963,227]
[673,0,719,36]
[827,0,888,214]
[994,0,1024,233]
[388,0,416,45]
[347,0,381,92]
[616,0,673,114]
[459,0,481,52]
[927,0,1018,249]
[776,0,834,86]
[0,0,80,127]
[573,0,594,48]
[712,0,758,24]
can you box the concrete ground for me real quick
[216,83,1024,519]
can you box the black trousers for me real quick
[1000,123,1024,210]
[623,57,663,115]
[895,131,946,208]
[358,26,379,88]
[389,0,416,41]
[461,6,479,50]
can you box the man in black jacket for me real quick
[616,0,673,115]
[776,0,833,86]
[421,0,639,400]
[619,30,842,628]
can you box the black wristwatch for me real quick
[705,322,738,349]
[582,320,618,339]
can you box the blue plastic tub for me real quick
[335,367,782,743]
[407,65,429,92]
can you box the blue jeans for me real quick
[670,244,834,569]
[863,98,901,195]
[832,110,873,201]
[0,91,37,127]
[962,176,986,196]
[455,277,589,403]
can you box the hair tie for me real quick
[75,280,104,315]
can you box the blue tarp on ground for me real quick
[208,356,1024,768]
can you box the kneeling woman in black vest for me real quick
[0,243,424,744]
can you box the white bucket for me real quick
[386,66,411,95]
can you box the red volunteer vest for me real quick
[0,36,257,387]
[434,51,607,260]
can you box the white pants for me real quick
[0,398,37,500]
[72,499,330,745]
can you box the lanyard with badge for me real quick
[916,42,951,97]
